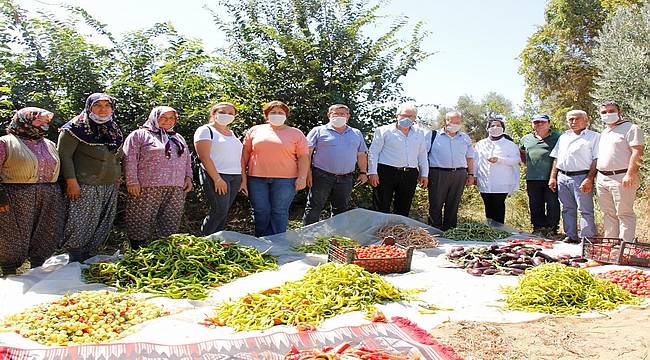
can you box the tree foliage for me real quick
[518,0,643,119]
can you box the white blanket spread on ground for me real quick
[1,208,647,349]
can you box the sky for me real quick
[20,0,548,112]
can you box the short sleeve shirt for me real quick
[243,124,309,178]
[597,122,645,171]
[307,124,367,174]
[520,131,560,181]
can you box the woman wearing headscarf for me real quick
[122,106,192,248]
[0,107,64,276]
[241,101,310,237]
[58,93,123,262]
[194,102,242,235]
[473,116,520,224]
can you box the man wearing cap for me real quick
[427,111,475,230]
[368,103,429,217]
[302,104,368,225]
[548,110,599,243]
[520,114,561,236]
[596,101,644,242]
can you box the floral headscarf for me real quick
[7,107,54,140]
[142,106,185,158]
[60,93,123,153]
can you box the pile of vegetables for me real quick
[1,290,167,346]
[284,342,418,360]
[353,244,409,273]
[596,269,650,297]
[377,224,439,248]
[84,234,278,300]
[502,263,641,314]
[447,244,587,276]
[507,238,555,249]
[206,263,409,331]
[441,221,511,241]
[292,235,359,254]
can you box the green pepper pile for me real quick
[208,263,409,331]
[442,221,511,241]
[83,234,278,300]
[292,235,360,254]
[502,263,641,314]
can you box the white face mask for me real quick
[268,114,286,126]
[215,113,235,126]
[601,113,620,124]
[446,123,461,133]
[89,112,112,124]
[329,116,347,127]
[488,127,504,137]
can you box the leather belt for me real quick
[558,169,589,176]
[598,169,628,176]
[430,166,467,172]
[380,164,417,172]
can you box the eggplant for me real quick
[532,256,544,266]
[534,251,556,262]
[482,268,500,275]
[467,268,484,276]
[451,246,465,252]
[570,257,587,263]
[509,263,532,270]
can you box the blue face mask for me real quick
[398,118,414,128]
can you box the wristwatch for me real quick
[468,173,474,176]
[359,172,367,175]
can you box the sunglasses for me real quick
[532,120,548,125]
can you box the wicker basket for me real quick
[582,237,650,267]
[327,240,414,274]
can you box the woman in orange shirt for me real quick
[241,101,310,237]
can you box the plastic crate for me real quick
[327,240,414,274]
[582,237,650,267]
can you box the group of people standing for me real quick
[0,94,644,276]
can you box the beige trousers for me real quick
[596,173,639,242]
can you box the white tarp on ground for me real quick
[1,208,647,349]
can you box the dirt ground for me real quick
[430,307,649,360]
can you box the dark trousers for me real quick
[526,180,560,231]
[372,163,419,217]
[200,171,241,235]
[428,168,467,230]
[480,192,508,224]
[303,167,354,225]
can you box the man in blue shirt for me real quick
[427,111,475,230]
[302,104,368,225]
[368,103,429,216]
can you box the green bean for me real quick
[502,263,641,314]
[442,221,510,241]
[207,263,412,331]
[83,234,278,300]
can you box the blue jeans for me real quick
[247,176,296,237]
[557,173,596,240]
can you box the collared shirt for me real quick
[427,129,475,168]
[597,122,644,172]
[368,124,429,176]
[307,124,367,174]
[550,129,599,172]
[520,131,560,181]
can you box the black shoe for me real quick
[1,265,18,276]
[562,237,580,244]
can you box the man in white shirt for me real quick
[548,110,599,243]
[368,103,429,216]
[596,101,645,242]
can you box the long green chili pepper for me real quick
[208,263,413,331]
[502,263,641,314]
[442,221,511,241]
[83,234,278,300]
